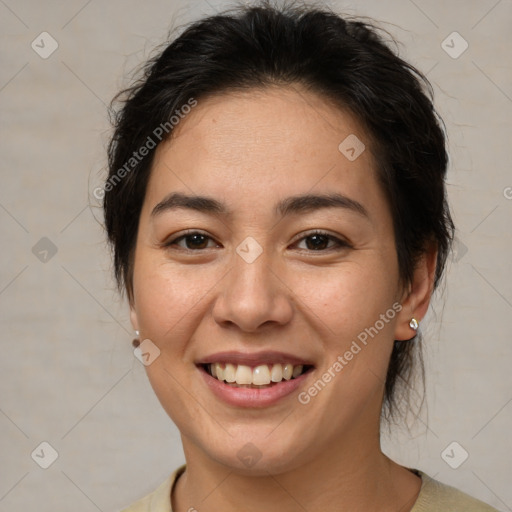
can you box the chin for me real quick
[190,424,315,476]
[213,447,308,477]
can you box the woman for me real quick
[102,2,499,511]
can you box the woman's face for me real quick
[130,86,417,474]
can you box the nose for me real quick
[212,247,294,332]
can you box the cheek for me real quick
[289,255,400,401]
[132,258,219,429]
[292,255,399,338]
[132,256,220,347]
[291,265,400,418]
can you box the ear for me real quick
[394,245,437,341]
[130,304,140,333]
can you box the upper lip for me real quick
[196,350,314,367]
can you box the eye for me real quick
[293,230,350,251]
[164,231,220,250]
[163,230,349,252]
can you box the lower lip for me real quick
[199,367,311,408]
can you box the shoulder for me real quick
[117,465,185,512]
[412,470,501,512]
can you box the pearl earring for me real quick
[135,330,140,337]
[409,318,419,331]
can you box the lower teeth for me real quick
[225,382,276,389]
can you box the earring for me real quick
[132,330,140,348]
[409,318,419,331]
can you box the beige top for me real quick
[120,465,500,512]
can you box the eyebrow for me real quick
[150,192,369,220]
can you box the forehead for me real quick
[143,85,382,216]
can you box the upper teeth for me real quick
[209,363,304,386]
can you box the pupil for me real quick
[187,234,207,249]
[306,235,328,250]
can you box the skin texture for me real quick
[129,85,436,512]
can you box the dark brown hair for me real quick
[102,1,454,421]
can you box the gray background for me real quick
[0,0,511,510]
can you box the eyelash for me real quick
[163,229,351,253]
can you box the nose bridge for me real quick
[213,237,293,330]
[231,243,273,297]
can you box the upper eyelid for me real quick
[165,230,219,248]
[291,229,346,243]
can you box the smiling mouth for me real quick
[202,362,313,388]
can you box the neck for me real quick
[172,422,421,512]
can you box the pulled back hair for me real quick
[103,0,454,422]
